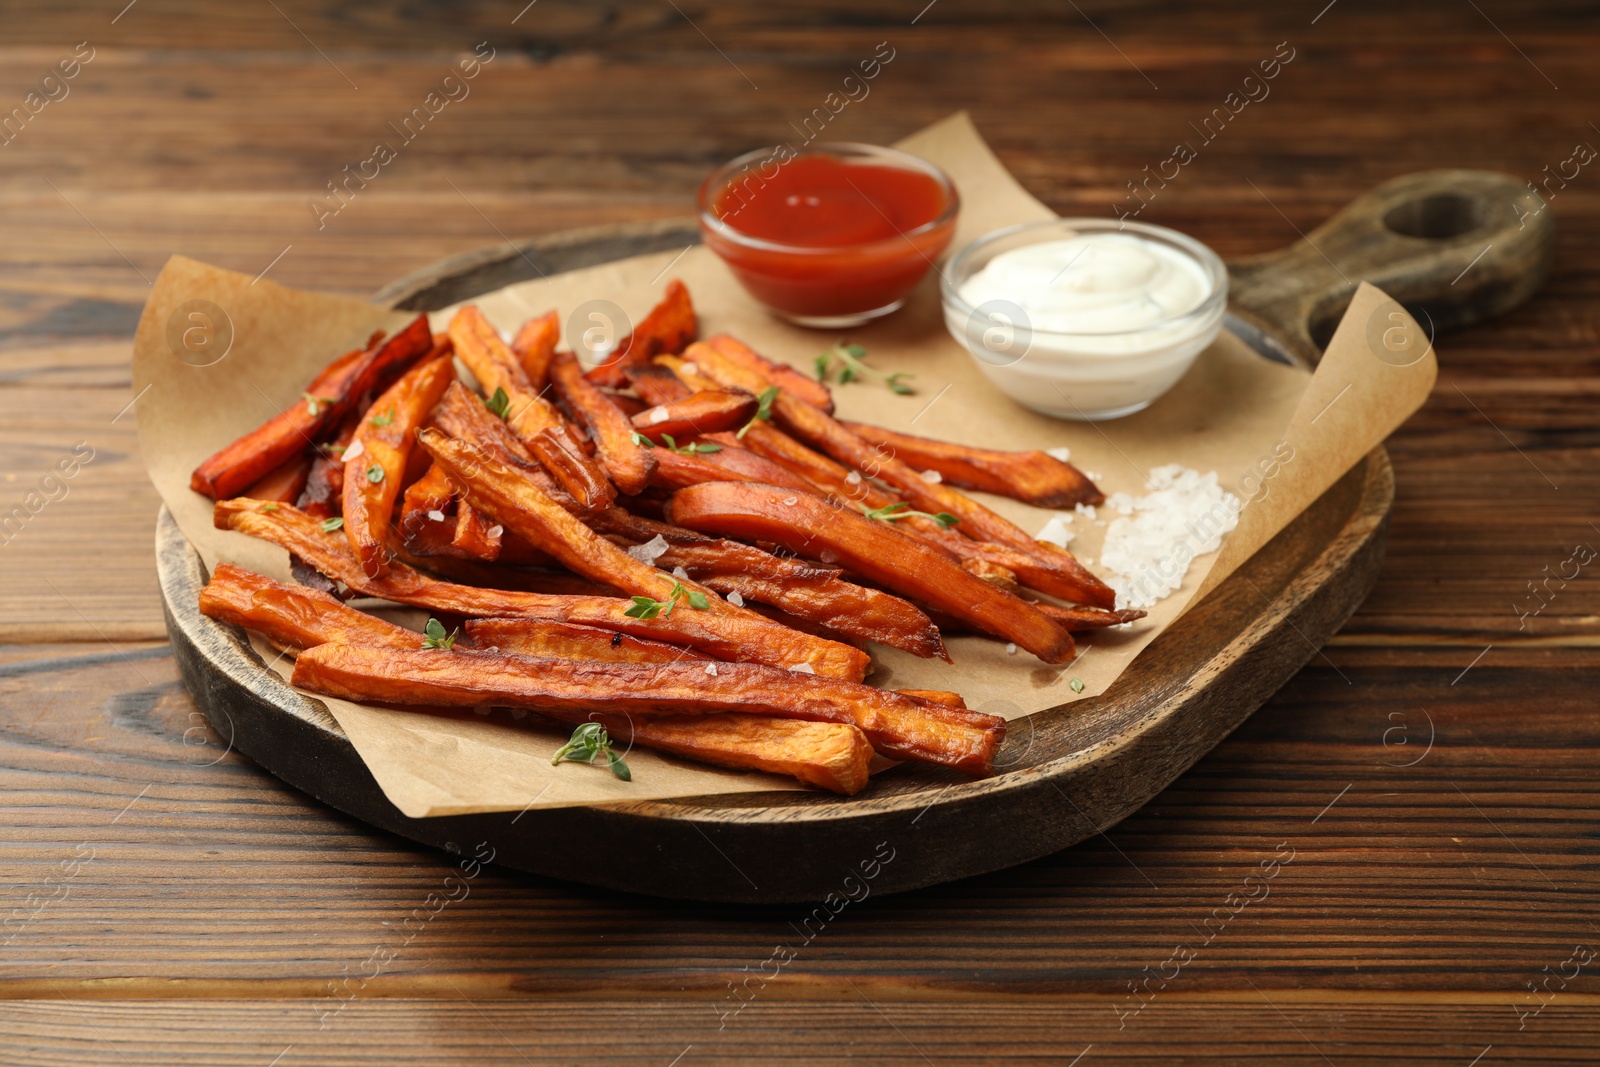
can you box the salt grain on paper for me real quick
[1046,447,1072,462]
[1006,643,1018,655]
[788,662,817,675]
[1034,513,1077,549]
[1099,464,1241,611]
[626,534,671,565]
[1074,502,1097,520]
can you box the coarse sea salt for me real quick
[920,468,943,484]
[727,590,745,607]
[626,534,671,565]
[1046,446,1071,462]
[788,662,816,675]
[1099,464,1240,610]
[342,438,365,462]
[1034,513,1077,549]
[672,566,689,580]
[647,406,670,425]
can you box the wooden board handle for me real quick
[1227,170,1553,366]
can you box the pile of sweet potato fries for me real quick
[191,281,1142,794]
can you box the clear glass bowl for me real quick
[940,218,1228,420]
[699,143,960,328]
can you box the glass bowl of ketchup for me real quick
[698,143,960,328]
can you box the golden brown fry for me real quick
[632,389,758,440]
[584,279,697,388]
[214,498,870,681]
[416,428,721,612]
[510,309,560,391]
[705,333,834,414]
[668,481,1075,663]
[341,355,456,578]
[198,563,418,651]
[291,643,1002,774]
[838,420,1103,508]
[1034,603,1148,631]
[450,305,615,508]
[189,318,432,500]
[243,453,312,505]
[547,349,655,495]
[685,342,1115,608]
[465,617,710,664]
[589,713,872,794]
[450,500,503,561]
[645,446,816,494]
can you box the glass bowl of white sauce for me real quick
[942,218,1227,420]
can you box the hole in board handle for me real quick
[1382,193,1484,240]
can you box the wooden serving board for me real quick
[158,170,1550,903]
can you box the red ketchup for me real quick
[699,145,959,326]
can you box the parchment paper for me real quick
[131,112,1436,816]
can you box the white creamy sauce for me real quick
[959,233,1209,336]
[946,229,1224,420]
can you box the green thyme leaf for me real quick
[320,516,344,532]
[551,721,631,781]
[736,386,780,439]
[302,392,337,417]
[421,617,457,651]
[813,342,914,396]
[484,386,511,419]
[365,464,384,484]
[1069,677,1085,694]
[260,503,281,513]
[371,406,395,427]
[862,501,959,529]
[630,431,654,448]
[624,595,665,620]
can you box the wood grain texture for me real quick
[3,0,1599,1059]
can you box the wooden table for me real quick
[3,2,1597,1062]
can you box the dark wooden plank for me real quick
[1,646,1594,994]
[2,998,1597,1066]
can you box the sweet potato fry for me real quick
[632,389,758,440]
[1034,603,1148,631]
[291,643,1002,774]
[430,381,584,511]
[215,499,869,680]
[527,426,616,510]
[624,361,694,406]
[696,572,947,660]
[243,453,312,504]
[199,563,418,651]
[341,355,456,579]
[668,481,1075,663]
[450,500,502,561]
[450,306,614,508]
[839,420,1103,508]
[706,334,834,414]
[686,342,1115,608]
[586,713,872,794]
[418,428,735,618]
[646,446,818,494]
[190,315,432,499]
[510,310,560,391]
[547,350,655,495]
[465,617,710,664]
[584,279,697,388]
[294,411,361,519]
